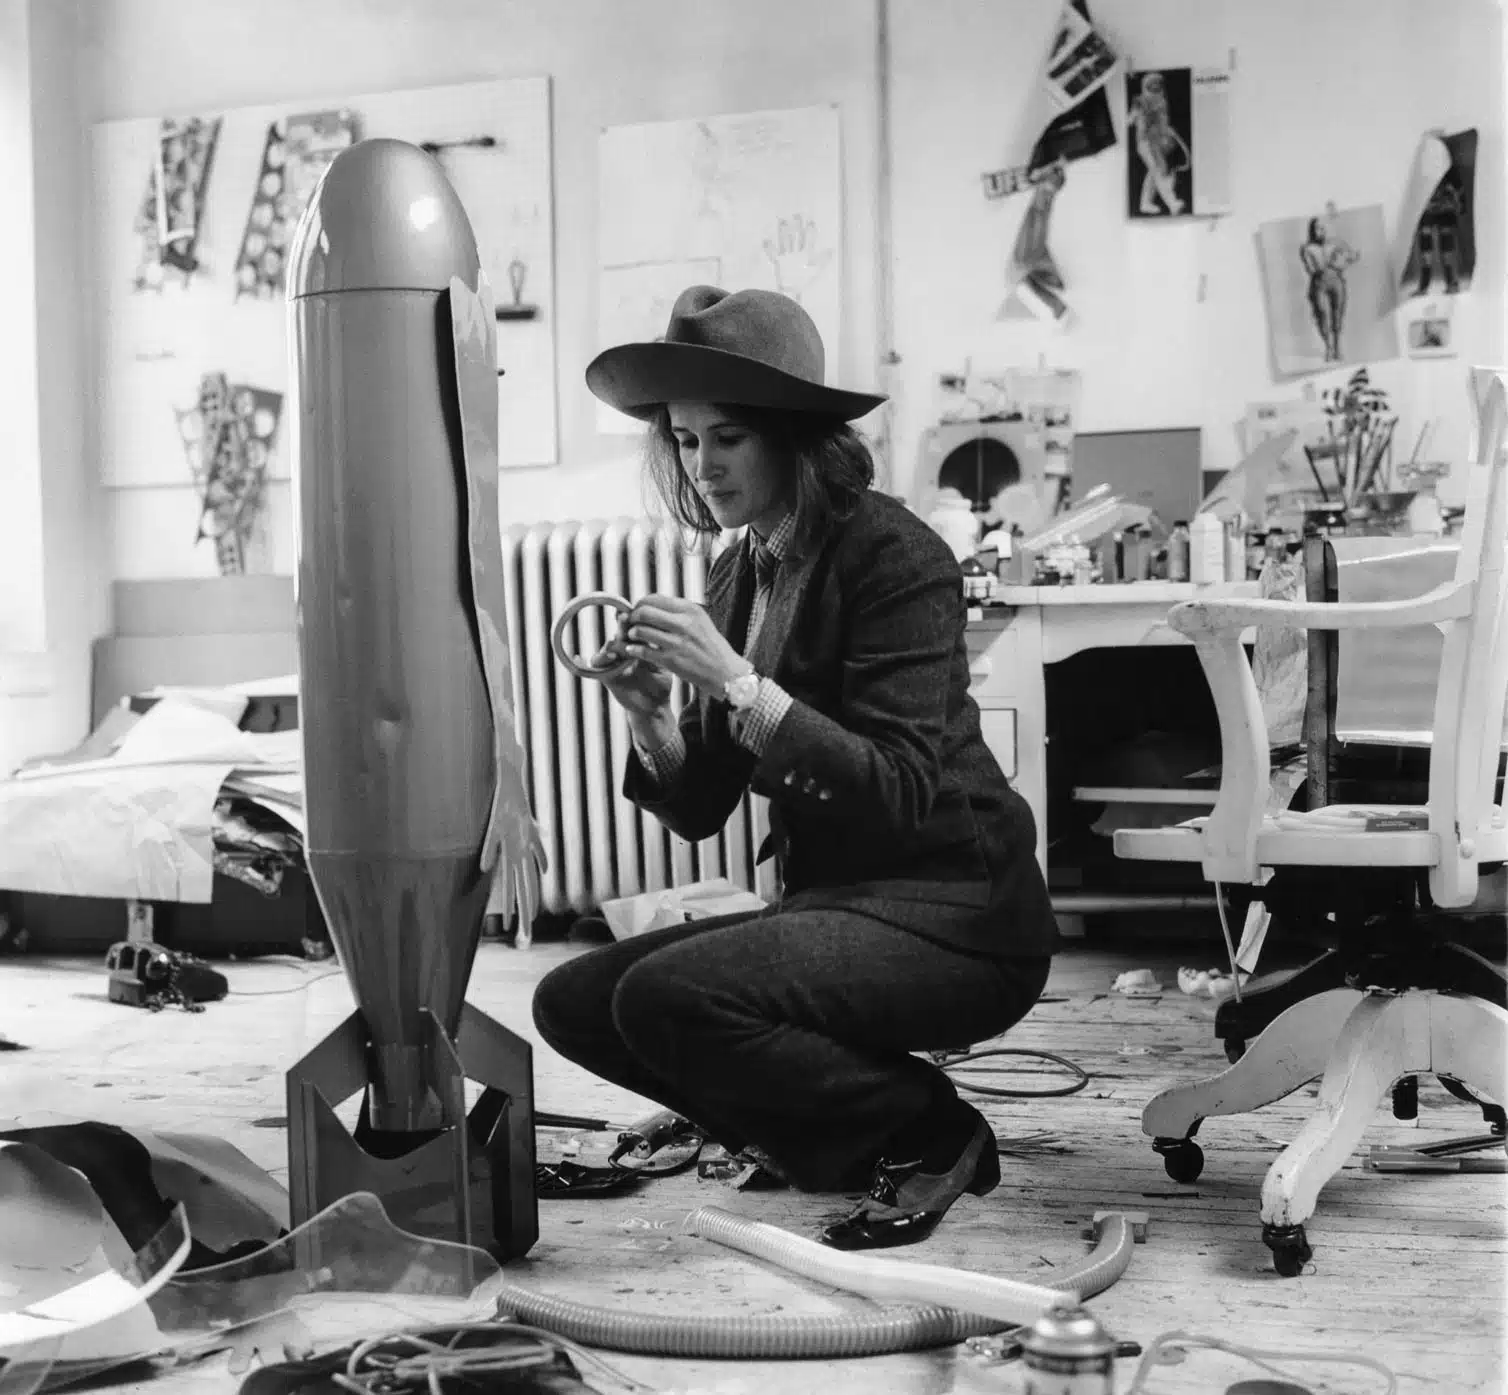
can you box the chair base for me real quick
[1145,988,1508,1275]
[1216,938,1508,1058]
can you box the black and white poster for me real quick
[1397,128,1477,301]
[1125,67,1231,219]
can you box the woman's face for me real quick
[668,402,790,536]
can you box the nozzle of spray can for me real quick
[1021,1301,1118,1394]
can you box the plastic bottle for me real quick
[1189,512,1225,584]
[1167,521,1191,582]
[1225,517,1247,583]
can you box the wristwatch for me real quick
[723,666,761,710]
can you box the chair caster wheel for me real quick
[1153,1136,1204,1183]
[1263,1222,1312,1277]
[1223,1038,1246,1064]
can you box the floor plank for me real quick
[3,938,1504,1394]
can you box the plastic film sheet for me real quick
[449,273,545,937]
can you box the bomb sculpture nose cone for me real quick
[289,137,481,298]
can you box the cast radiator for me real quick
[500,518,776,917]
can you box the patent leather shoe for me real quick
[819,1111,999,1250]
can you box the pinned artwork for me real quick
[132,117,222,292]
[1125,67,1232,219]
[597,105,842,434]
[1003,162,1071,323]
[983,1,1122,323]
[174,373,283,575]
[233,109,357,300]
[95,75,559,528]
[1257,205,1399,378]
[980,0,1119,200]
[1395,128,1477,303]
[1402,299,1456,360]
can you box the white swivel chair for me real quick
[1113,366,1508,1275]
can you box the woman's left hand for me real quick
[622,594,747,700]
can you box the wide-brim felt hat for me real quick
[586,285,887,422]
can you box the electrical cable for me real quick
[936,1045,1090,1098]
[1125,1329,1398,1394]
[230,969,345,997]
[320,1321,654,1395]
[1213,881,1245,1002]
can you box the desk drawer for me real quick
[977,706,1018,780]
[965,623,1020,701]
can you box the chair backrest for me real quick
[1427,367,1508,905]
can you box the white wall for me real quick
[888,0,1505,503]
[78,0,882,579]
[0,0,104,772]
[0,0,47,656]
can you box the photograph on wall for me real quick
[1125,67,1231,219]
[1257,205,1399,378]
[1043,0,1117,109]
[1401,299,1457,360]
[1396,127,1476,301]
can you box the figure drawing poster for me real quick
[1257,204,1399,378]
[1125,67,1231,219]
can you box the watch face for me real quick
[727,673,760,707]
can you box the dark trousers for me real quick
[531,905,1051,1192]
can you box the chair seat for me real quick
[1115,803,1508,869]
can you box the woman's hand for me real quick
[590,635,675,737]
[622,594,748,700]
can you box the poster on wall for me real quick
[1125,67,1231,219]
[980,0,1119,200]
[1256,205,1399,378]
[132,116,222,292]
[94,76,559,578]
[1395,128,1477,304]
[233,109,358,301]
[596,105,842,435]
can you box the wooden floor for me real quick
[5,935,1505,1394]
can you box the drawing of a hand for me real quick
[763,215,833,303]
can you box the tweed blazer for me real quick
[623,490,1059,959]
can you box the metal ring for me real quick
[551,592,634,679]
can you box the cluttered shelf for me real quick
[979,579,1262,609]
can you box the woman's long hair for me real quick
[641,404,875,559]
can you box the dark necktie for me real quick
[743,541,779,658]
[753,541,779,594]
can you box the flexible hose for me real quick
[493,1209,1139,1359]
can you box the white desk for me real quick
[966,581,1260,871]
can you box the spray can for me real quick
[1225,516,1247,583]
[1020,1303,1117,1394]
[1166,520,1191,582]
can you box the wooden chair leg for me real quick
[1428,993,1508,1110]
[1143,987,1363,1142]
[1261,992,1431,1231]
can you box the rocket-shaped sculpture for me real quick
[285,138,544,1260]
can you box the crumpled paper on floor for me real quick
[600,877,767,940]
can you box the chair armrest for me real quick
[1189,629,1270,883]
[1169,581,1472,638]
